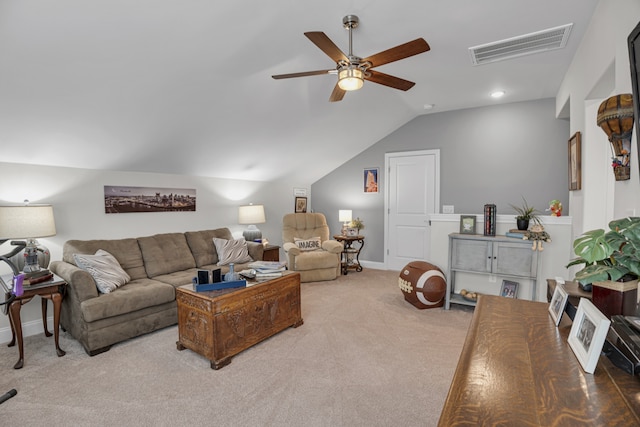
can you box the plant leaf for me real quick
[573,229,612,263]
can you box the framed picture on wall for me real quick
[294,197,307,213]
[364,168,379,193]
[628,21,640,171]
[568,132,582,191]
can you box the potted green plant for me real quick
[509,197,540,230]
[566,217,640,290]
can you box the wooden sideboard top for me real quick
[438,295,640,426]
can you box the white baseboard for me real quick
[359,260,387,271]
[0,317,54,343]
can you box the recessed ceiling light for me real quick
[491,91,505,99]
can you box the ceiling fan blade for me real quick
[305,31,349,63]
[365,70,415,91]
[362,38,430,68]
[272,69,335,79]
[329,83,346,102]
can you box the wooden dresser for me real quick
[438,295,640,426]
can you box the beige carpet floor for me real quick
[0,268,473,426]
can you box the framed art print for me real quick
[294,197,307,213]
[548,284,569,326]
[568,132,581,191]
[364,168,379,193]
[459,215,476,234]
[500,280,519,298]
[568,298,610,374]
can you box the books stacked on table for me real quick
[505,229,526,239]
[248,261,287,279]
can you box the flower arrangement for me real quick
[350,217,365,232]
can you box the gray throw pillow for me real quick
[213,237,253,266]
[74,249,131,293]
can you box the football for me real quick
[398,261,447,309]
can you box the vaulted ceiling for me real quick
[0,1,599,183]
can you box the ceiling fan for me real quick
[272,15,431,102]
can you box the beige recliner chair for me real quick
[282,213,343,282]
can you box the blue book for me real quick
[505,232,525,239]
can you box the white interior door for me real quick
[385,150,440,270]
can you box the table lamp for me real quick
[339,210,352,235]
[0,204,57,277]
[238,204,266,242]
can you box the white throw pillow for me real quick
[294,237,322,251]
[74,249,131,294]
[213,237,253,266]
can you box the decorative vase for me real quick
[516,219,529,231]
[224,263,238,282]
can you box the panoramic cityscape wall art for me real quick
[104,185,196,214]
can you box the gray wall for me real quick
[311,98,570,263]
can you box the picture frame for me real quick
[364,168,379,193]
[628,21,640,164]
[346,227,358,237]
[568,131,582,191]
[459,215,476,234]
[104,185,196,214]
[568,298,611,374]
[500,280,519,298]
[294,197,307,213]
[548,283,569,326]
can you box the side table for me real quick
[333,235,365,275]
[262,244,280,262]
[0,274,66,369]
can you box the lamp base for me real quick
[12,239,50,274]
[243,225,262,242]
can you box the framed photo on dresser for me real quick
[548,284,569,326]
[568,298,610,374]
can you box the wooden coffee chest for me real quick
[176,272,303,369]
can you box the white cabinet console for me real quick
[445,233,539,309]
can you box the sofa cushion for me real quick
[294,237,322,251]
[80,278,175,323]
[185,228,234,267]
[137,233,196,278]
[73,249,131,294]
[63,238,147,281]
[213,237,253,266]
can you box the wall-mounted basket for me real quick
[614,166,631,181]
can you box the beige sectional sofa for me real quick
[50,228,263,356]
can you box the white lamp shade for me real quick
[238,204,266,225]
[339,210,352,223]
[0,205,57,239]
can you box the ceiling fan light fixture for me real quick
[338,68,364,91]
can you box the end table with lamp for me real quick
[0,202,65,370]
[333,234,365,275]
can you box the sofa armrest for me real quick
[50,260,99,302]
[246,241,264,261]
[323,240,344,254]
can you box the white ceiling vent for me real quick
[469,23,573,65]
